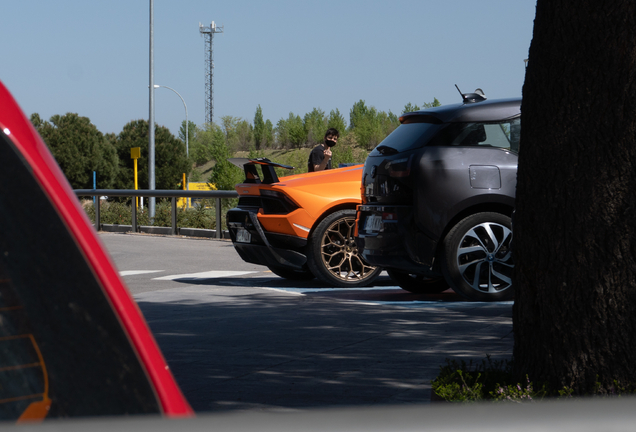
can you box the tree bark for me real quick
[513,0,636,394]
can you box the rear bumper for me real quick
[356,204,438,272]
[226,207,308,269]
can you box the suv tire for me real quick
[441,212,514,302]
[307,209,382,287]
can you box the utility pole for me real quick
[148,0,156,219]
[199,21,224,125]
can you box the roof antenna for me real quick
[455,84,487,103]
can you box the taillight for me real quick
[387,155,413,178]
[382,212,397,221]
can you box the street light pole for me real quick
[154,84,189,192]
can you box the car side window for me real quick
[0,131,161,421]
[431,117,521,153]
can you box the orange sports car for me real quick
[226,159,381,287]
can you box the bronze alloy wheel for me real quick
[307,209,382,287]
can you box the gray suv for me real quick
[356,90,520,301]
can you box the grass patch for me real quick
[432,356,636,402]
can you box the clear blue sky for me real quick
[1,1,537,137]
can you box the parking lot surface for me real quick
[100,233,513,413]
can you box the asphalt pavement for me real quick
[99,232,514,413]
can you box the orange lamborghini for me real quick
[226,159,381,288]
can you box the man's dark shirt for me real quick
[307,144,331,172]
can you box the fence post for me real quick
[216,197,222,239]
[132,198,137,233]
[95,195,101,231]
[171,196,178,236]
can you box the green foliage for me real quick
[180,200,217,229]
[327,108,347,133]
[430,356,636,402]
[332,141,356,168]
[113,119,189,190]
[235,119,254,151]
[403,98,441,114]
[207,124,242,211]
[85,199,219,229]
[288,113,306,149]
[423,97,442,108]
[490,376,544,403]
[303,107,327,147]
[349,100,399,150]
[264,119,274,148]
[253,105,265,150]
[275,116,290,149]
[402,102,420,114]
[431,357,516,402]
[32,112,119,189]
[179,119,199,163]
[220,115,241,152]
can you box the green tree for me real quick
[422,97,441,108]
[275,117,290,149]
[114,119,189,190]
[31,112,118,189]
[327,108,347,134]
[349,99,368,131]
[402,103,421,114]
[514,0,636,395]
[207,123,242,192]
[253,105,265,150]
[264,119,274,148]
[303,107,327,147]
[235,119,254,152]
[220,116,241,151]
[287,113,306,149]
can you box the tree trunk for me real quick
[513,0,636,394]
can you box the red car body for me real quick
[0,81,192,421]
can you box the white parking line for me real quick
[153,270,257,281]
[261,286,514,308]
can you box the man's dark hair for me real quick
[324,128,340,140]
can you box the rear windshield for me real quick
[369,122,442,154]
[0,131,161,421]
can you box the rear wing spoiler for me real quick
[228,158,294,184]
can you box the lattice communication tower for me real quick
[199,21,224,124]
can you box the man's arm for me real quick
[315,148,332,171]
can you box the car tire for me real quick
[387,269,449,294]
[267,265,315,281]
[441,212,514,302]
[306,209,382,288]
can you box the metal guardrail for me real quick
[75,189,238,239]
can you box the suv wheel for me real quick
[387,269,448,294]
[441,212,514,301]
[307,209,382,287]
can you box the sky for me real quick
[1,1,537,137]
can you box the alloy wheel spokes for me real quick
[320,217,376,281]
[456,222,513,293]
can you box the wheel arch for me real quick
[308,202,359,237]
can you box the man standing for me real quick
[307,128,339,172]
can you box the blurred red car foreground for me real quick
[0,81,193,422]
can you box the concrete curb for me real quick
[98,223,231,239]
